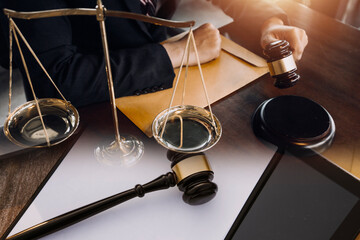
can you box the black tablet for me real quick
[225,150,360,240]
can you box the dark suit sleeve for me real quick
[1,0,175,107]
[38,39,174,107]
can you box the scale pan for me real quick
[152,105,222,153]
[3,98,79,148]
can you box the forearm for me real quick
[161,23,221,68]
[210,0,288,29]
[209,0,307,60]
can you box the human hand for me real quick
[162,23,221,68]
[260,17,308,60]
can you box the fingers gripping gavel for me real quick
[7,151,217,240]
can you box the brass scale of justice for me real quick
[3,2,224,239]
[3,0,223,162]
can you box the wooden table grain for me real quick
[0,127,82,239]
[277,0,360,179]
[1,1,360,239]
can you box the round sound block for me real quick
[252,95,335,152]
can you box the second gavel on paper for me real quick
[6,152,217,240]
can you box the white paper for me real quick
[8,122,276,239]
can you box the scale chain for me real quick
[189,30,218,134]
[10,19,51,146]
[160,27,193,138]
[9,18,68,102]
[8,22,13,116]
[160,27,219,142]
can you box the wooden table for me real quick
[1,0,360,239]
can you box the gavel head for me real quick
[167,150,218,205]
[263,40,300,88]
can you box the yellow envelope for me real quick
[116,35,269,137]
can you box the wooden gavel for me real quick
[6,151,217,240]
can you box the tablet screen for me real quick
[226,152,360,240]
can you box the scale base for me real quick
[94,136,144,166]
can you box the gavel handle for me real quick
[7,172,177,240]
